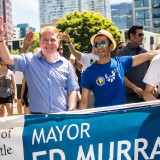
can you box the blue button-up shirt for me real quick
[14,52,79,113]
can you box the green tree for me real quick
[56,11,122,58]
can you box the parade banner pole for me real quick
[65,100,160,114]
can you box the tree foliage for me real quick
[15,11,122,57]
[56,11,122,58]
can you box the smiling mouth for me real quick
[45,46,53,49]
[97,50,104,55]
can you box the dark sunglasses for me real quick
[94,41,106,48]
[118,47,122,50]
[138,33,144,37]
[57,48,63,51]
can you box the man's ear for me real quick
[130,33,134,39]
[110,44,114,51]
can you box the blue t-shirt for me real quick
[81,56,132,108]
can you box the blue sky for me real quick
[12,0,39,31]
[12,0,132,31]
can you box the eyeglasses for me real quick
[94,41,107,48]
[57,48,63,51]
[118,47,122,50]
[138,33,144,37]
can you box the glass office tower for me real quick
[133,0,160,33]
[39,0,111,27]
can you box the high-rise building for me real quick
[0,0,13,39]
[0,0,3,16]
[81,0,111,19]
[133,0,160,33]
[39,0,79,27]
[39,0,111,27]
[111,3,133,30]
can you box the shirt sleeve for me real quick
[67,62,80,92]
[143,56,160,87]
[14,53,33,74]
[81,68,92,90]
[119,56,133,73]
[80,53,89,68]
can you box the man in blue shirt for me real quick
[79,29,160,109]
[0,17,79,113]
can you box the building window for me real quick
[135,0,149,8]
[135,9,150,19]
[152,0,160,6]
[135,9,150,26]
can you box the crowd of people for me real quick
[0,15,160,116]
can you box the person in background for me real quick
[57,41,63,56]
[117,25,148,103]
[21,77,30,114]
[15,31,34,115]
[69,54,82,107]
[0,18,79,113]
[155,45,160,50]
[21,44,40,114]
[79,29,160,110]
[57,40,82,107]
[116,42,126,54]
[0,57,17,117]
[143,45,160,101]
[60,32,99,70]
[14,70,23,115]
[60,32,98,108]
[69,54,82,88]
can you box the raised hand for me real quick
[23,31,34,48]
[59,32,71,43]
[0,16,7,41]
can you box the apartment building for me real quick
[39,0,111,27]
[0,0,13,39]
[111,2,133,30]
[132,0,160,33]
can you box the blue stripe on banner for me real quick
[23,106,160,160]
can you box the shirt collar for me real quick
[127,43,142,50]
[37,51,64,63]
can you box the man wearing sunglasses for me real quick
[79,29,160,109]
[117,25,148,104]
